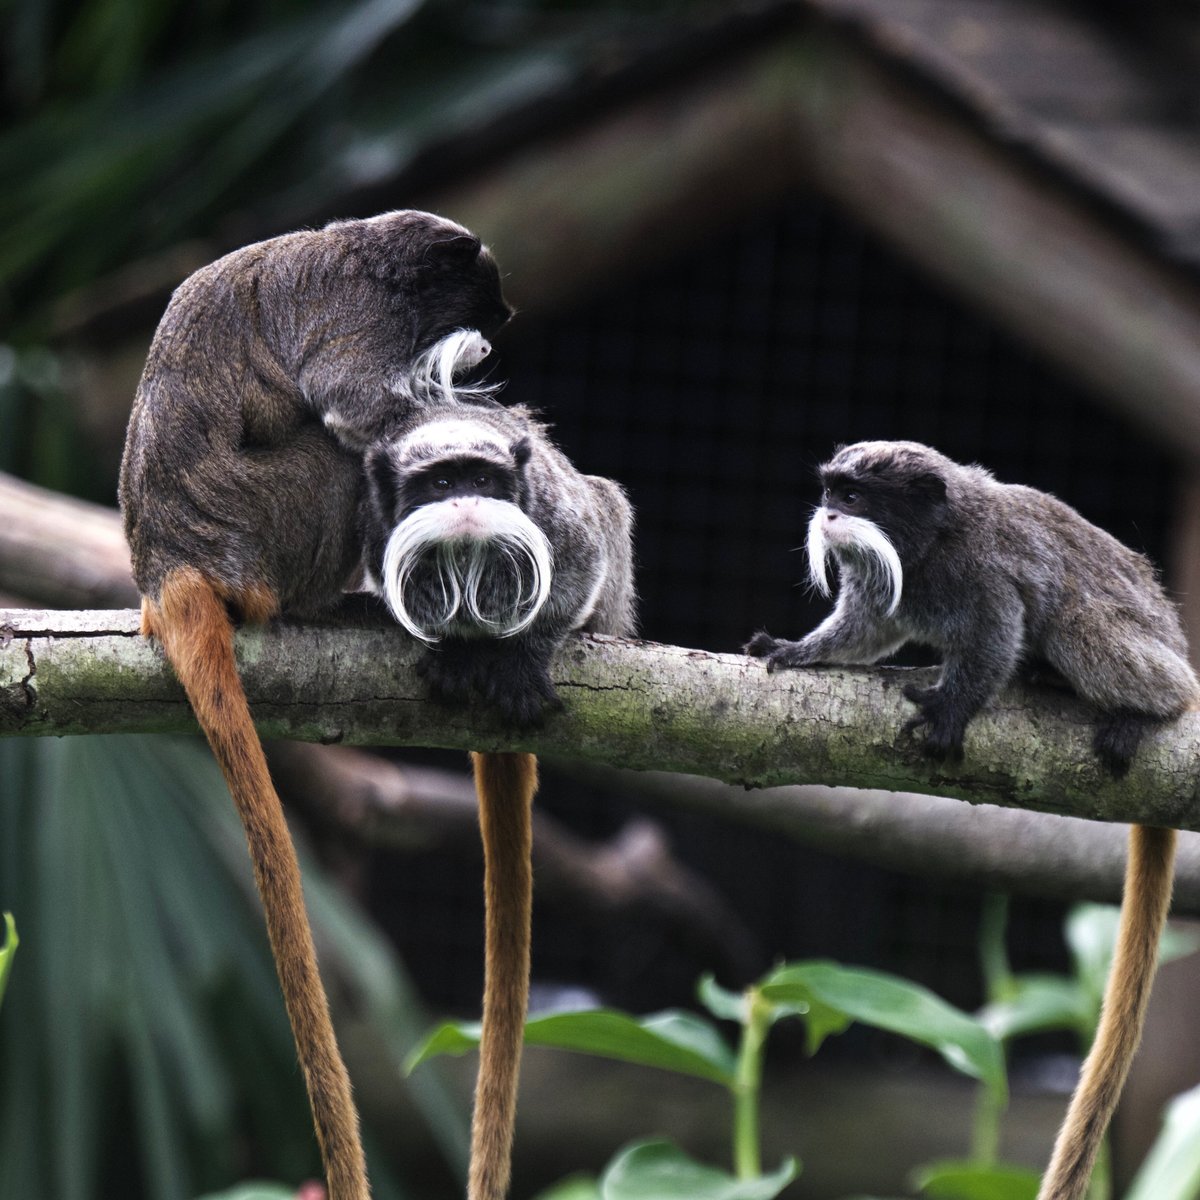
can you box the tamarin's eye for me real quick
[433,477,452,491]
[474,474,492,489]
[844,490,860,505]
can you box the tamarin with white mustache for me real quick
[361,401,635,1200]
[746,440,1199,1200]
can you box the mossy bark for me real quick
[4,606,1200,832]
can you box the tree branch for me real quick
[0,473,138,609]
[4,606,1200,832]
[578,766,1200,916]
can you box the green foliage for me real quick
[410,1008,737,1085]
[976,975,1090,1043]
[417,956,1009,1198]
[0,734,459,1200]
[416,899,1200,1200]
[195,1186,297,1200]
[0,0,716,336]
[1124,1083,1200,1200]
[0,912,17,1009]
[533,1176,604,1200]
[910,1162,1039,1200]
[761,961,1006,1105]
[600,1141,797,1200]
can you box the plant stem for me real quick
[971,893,1011,1164]
[733,986,771,1179]
[979,893,1013,1002]
[971,1084,1003,1165]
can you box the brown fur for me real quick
[1038,825,1177,1200]
[148,568,368,1200]
[120,211,513,1195]
[468,752,537,1200]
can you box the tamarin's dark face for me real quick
[368,434,531,525]
[399,455,520,517]
[819,471,871,520]
[340,212,513,352]
[816,444,949,559]
[364,429,550,643]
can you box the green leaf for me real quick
[0,912,17,1009]
[406,1019,484,1069]
[410,1008,738,1085]
[532,1174,603,1200]
[761,961,1006,1104]
[912,1160,1040,1200]
[698,975,810,1029]
[977,975,1090,1041]
[1063,904,1199,1050]
[1066,905,1120,1009]
[1124,1083,1200,1200]
[698,974,746,1022]
[599,1141,798,1200]
[193,1186,295,1200]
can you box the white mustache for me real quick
[807,509,903,617]
[380,497,552,642]
[393,328,500,406]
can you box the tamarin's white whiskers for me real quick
[806,509,903,616]
[380,498,552,642]
[394,328,501,407]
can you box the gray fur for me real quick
[747,440,1199,764]
[119,210,511,610]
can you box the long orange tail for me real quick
[149,567,370,1200]
[1037,823,1177,1200]
[468,751,537,1200]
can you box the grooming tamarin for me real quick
[746,440,1199,1200]
[361,402,635,1200]
[119,210,512,1200]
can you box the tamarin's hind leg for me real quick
[148,567,369,1200]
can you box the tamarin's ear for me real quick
[425,233,482,264]
[511,436,532,469]
[910,471,948,504]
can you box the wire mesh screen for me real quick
[372,191,1180,1027]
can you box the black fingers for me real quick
[416,638,562,730]
[744,631,777,658]
[744,632,815,673]
[478,648,563,729]
[902,683,967,762]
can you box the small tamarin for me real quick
[119,210,512,1200]
[745,440,1199,1200]
[361,403,635,1200]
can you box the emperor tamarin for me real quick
[120,210,511,1200]
[745,439,1199,1200]
[361,401,635,1200]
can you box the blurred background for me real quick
[6,0,1200,1197]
